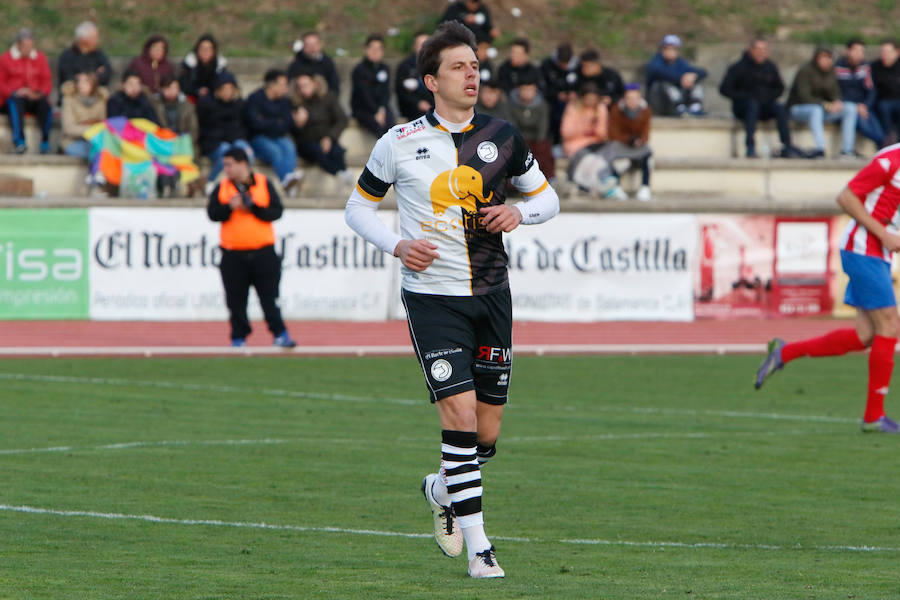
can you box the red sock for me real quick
[781,329,865,364]
[865,335,897,423]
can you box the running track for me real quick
[0,318,850,356]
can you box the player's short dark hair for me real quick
[223,146,249,163]
[365,33,384,46]
[579,49,600,64]
[417,21,477,79]
[511,38,530,53]
[846,37,865,49]
[264,68,287,84]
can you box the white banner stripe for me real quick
[2,504,898,553]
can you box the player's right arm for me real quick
[344,132,440,271]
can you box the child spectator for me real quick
[288,32,341,96]
[497,38,543,94]
[127,35,175,93]
[196,71,252,190]
[508,71,554,181]
[0,29,52,154]
[57,21,112,99]
[61,72,107,159]
[440,0,499,44]
[291,72,354,187]
[395,33,433,122]
[573,49,624,106]
[609,83,653,201]
[106,70,159,123]
[788,45,858,158]
[244,68,303,194]
[351,34,395,138]
[836,38,883,148]
[871,40,900,145]
[645,34,707,117]
[476,79,512,121]
[152,74,200,196]
[178,34,227,101]
[541,42,578,145]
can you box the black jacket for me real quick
[440,1,495,42]
[288,52,341,95]
[106,91,158,123]
[207,173,283,224]
[574,67,624,103]
[351,58,391,118]
[871,58,900,102]
[243,88,293,138]
[196,93,247,155]
[497,60,544,94]
[541,55,576,101]
[395,53,433,121]
[58,44,112,89]
[719,52,785,105]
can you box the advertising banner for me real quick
[0,209,90,320]
[89,208,394,321]
[501,213,697,321]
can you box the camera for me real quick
[234,182,253,208]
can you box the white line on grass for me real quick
[1,503,896,553]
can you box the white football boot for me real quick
[421,473,463,557]
[468,545,505,578]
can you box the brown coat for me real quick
[609,100,651,146]
[60,80,108,147]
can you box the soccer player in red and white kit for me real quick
[756,146,900,432]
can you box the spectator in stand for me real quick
[475,79,512,121]
[573,49,624,106]
[497,38,543,94]
[288,32,341,96]
[871,39,900,146]
[440,0,499,44]
[560,82,626,200]
[541,42,578,146]
[788,45,858,158]
[57,21,112,100]
[244,68,303,194]
[0,29,53,154]
[151,74,200,196]
[127,35,175,94]
[645,34,707,117]
[609,83,654,202]
[290,72,355,187]
[720,37,800,158]
[508,70,554,181]
[106,70,159,123]
[836,38,884,149]
[351,34,395,138]
[196,71,253,191]
[60,72,107,159]
[476,37,497,86]
[178,33,227,101]
[395,32,433,122]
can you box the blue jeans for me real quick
[206,140,254,181]
[3,95,53,147]
[250,135,297,182]
[790,102,858,153]
[876,99,900,142]
[64,139,91,159]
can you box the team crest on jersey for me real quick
[429,165,493,216]
[477,141,499,163]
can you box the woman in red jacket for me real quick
[0,29,52,153]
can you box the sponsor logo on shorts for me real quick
[431,359,453,382]
[477,345,511,364]
[424,347,463,360]
[498,373,509,386]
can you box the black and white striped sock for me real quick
[442,429,491,559]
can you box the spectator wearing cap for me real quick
[720,37,800,158]
[440,0,499,44]
[788,45,858,158]
[645,34,707,117]
[836,37,883,148]
[351,34,395,138]
[573,49,624,106]
[541,43,578,145]
[196,71,253,189]
[244,68,303,194]
[288,32,340,96]
[395,32,433,122]
[0,28,53,153]
[57,21,112,101]
[476,79,512,121]
[609,83,653,201]
[871,40,900,145]
[508,70,554,181]
[178,33,227,101]
[497,38,543,94]
[127,35,175,93]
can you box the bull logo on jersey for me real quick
[429,165,493,216]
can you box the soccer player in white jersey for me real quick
[756,144,900,432]
[345,22,559,578]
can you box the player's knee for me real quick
[476,442,496,465]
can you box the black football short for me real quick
[401,287,513,405]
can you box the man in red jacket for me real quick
[0,29,52,154]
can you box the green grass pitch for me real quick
[1,354,898,599]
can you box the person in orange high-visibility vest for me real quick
[207,146,296,348]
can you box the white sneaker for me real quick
[636,185,652,202]
[422,473,463,557]
[282,170,304,196]
[468,546,505,578]
[608,186,628,202]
